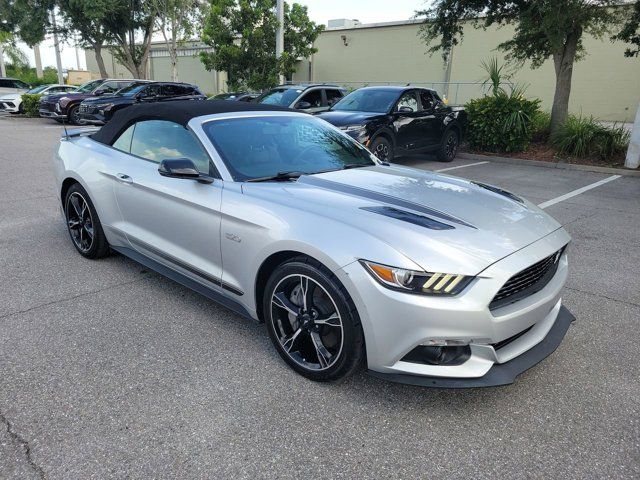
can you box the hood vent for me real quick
[360,206,455,230]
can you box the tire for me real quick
[437,129,460,162]
[67,105,81,125]
[64,183,110,259]
[18,103,24,114]
[369,136,394,162]
[263,257,365,382]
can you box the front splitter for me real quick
[368,305,576,388]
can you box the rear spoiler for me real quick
[60,127,100,141]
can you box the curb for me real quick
[458,152,640,177]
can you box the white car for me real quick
[0,84,77,114]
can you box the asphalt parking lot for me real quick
[1,116,639,479]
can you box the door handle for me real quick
[116,173,133,184]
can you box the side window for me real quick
[130,120,212,174]
[396,91,418,112]
[419,90,436,111]
[140,84,162,97]
[325,89,344,107]
[298,89,323,108]
[112,125,135,153]
[13,80,29,89]
[99,81,120,93]
[0,79,9,88]
[162,84,190,97]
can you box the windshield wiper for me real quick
[342,163,372,170]
[246,171,305,182]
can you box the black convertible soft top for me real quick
[91,100,293,145]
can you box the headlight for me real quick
[340,125,366,134]
[360,260,473,295]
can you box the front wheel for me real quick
[264,258,365,382]
[369,136,394,162]
[68,105,82,125]
[437,129,459,162]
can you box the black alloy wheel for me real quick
[370,136,394,162]
[264,259,364,381]
[64,183,110,259]
[437,129,459,162]
[68,105,81,125]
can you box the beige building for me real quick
[85,19,640,122]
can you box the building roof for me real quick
[91,99,293,145]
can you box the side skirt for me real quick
[111,245,255,322]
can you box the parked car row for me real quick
[2,75,465,162]
[0,82,77,113]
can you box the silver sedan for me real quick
[53,101,573,387]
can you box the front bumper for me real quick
[77,110,107,125]
[336,227,572,387]
[0,101,18,112]
[39,109,67,119]
[369,304,574,388]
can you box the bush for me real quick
[551,115,630,160]
[20,94,43,117]
[530,110,551,142]
[6,66,59,87]
[465,91,541,153]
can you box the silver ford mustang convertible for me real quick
[53,101,574,387]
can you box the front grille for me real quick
[490,247,564,310]
[39,101,56,112]
[79,104,89,113]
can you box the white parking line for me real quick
[435,161,490,173]
[538,175,622,209]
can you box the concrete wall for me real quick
[84,20,640,121]
[310,20,640,122]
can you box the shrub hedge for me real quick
[20,94,43,117]
[551,115,630,160]
[465,92,541,153]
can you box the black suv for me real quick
[253,84,346,113]
[318,86,466,162]
[78,82,205,125]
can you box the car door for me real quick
[413,89,443,149]
[392,89,423,151]
[110,119,225,285]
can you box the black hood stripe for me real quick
[298,176,476,229]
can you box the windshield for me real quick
[76,80,103,93]
[27,85,49,94]
[116,83,149,96]
[254,88,301,106]
[203,115,377,181]
[331,89,400,113]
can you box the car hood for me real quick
[42,92,92,102]
[0,93,20,100]
[243,165,563,275]
[317,110,387,127]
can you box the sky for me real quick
[15,0,426,71]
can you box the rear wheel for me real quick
[370,136,394,162]
[264,258,364,382]
[437,129,459,162]
[64,183,110,259]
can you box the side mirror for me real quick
[397,105,414,113]
[158,158,213,184]
[296,101,312,110]
[94,89,107,96]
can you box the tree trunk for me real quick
[93,44,108,78]
[550,28,581,135]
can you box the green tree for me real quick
[200,0,323,91]
[106,0,156,79]
[416,0,622,134]
[612,0,640,57]
[57,0,120,78]
[0,31,30,69]
[150,0,203,81]
[0,0,54,47]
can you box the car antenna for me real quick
[62,115,69,139]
